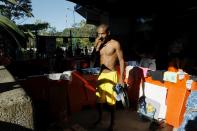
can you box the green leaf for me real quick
[1,0,34,18]
[24,30,34,38]
[0,14,25,47]
[5,0,17,5]
[18,5,34,17]
[0,15,25,37]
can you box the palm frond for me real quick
[0,15,25,47]
[0,0,17,5]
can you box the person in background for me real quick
[75,43,82,56]
[85,46,88,56]
[139,50,156,71]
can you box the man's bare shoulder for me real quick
[110,39,119,43]
[109,39,120,48]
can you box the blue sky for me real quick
[16,0,85,31]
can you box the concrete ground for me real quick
[48,107,174,131]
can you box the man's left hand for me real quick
[119,81,125,87]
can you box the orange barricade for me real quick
[191,81,197,90]
[164,75,190,128]
[124,65,197,128]
[144,69,191,128]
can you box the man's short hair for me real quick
[97,24,110,33]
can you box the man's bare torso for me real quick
[100,39,118,72]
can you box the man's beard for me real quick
[100,36,109,44]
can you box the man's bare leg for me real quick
[108,105,116,131]
[94,103,103,125]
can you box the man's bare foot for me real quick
[108,125,116,131]
[93,120,104,127]
[88,120,104,129]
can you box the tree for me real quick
[0,14,25,48]
[62,20,96,48]
[0,0,33,21]
[0,0,33,61]
[47,26,57,35]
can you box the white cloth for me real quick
[125,66,134,79]
[48,73,62,80]
[163,71,177,83]
[186,80,193,90]
[139,82,167,119]
[177,69,187,80]
[62,70,73,81]
[127,61,138,66]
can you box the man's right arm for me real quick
[94,37,102,52]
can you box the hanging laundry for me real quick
[163,71,177,83]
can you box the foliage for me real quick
[0,0,33,48]
[0,0,33,21]
[25,19,57,36]
[12,18,96,50]
[56,38,64,47]
[18,23,49,31]
[62,20,96,48]
[0,14,25,47]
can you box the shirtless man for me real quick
[94,24,124,131]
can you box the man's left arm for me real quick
[115,41,125,86]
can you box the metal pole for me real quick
[72,10,75,56]
[67,8,75,56]
[73,10,75,27]
[70,29,73,56]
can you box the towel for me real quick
[163,71,177,83]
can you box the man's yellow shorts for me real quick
[96,71,118,105]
